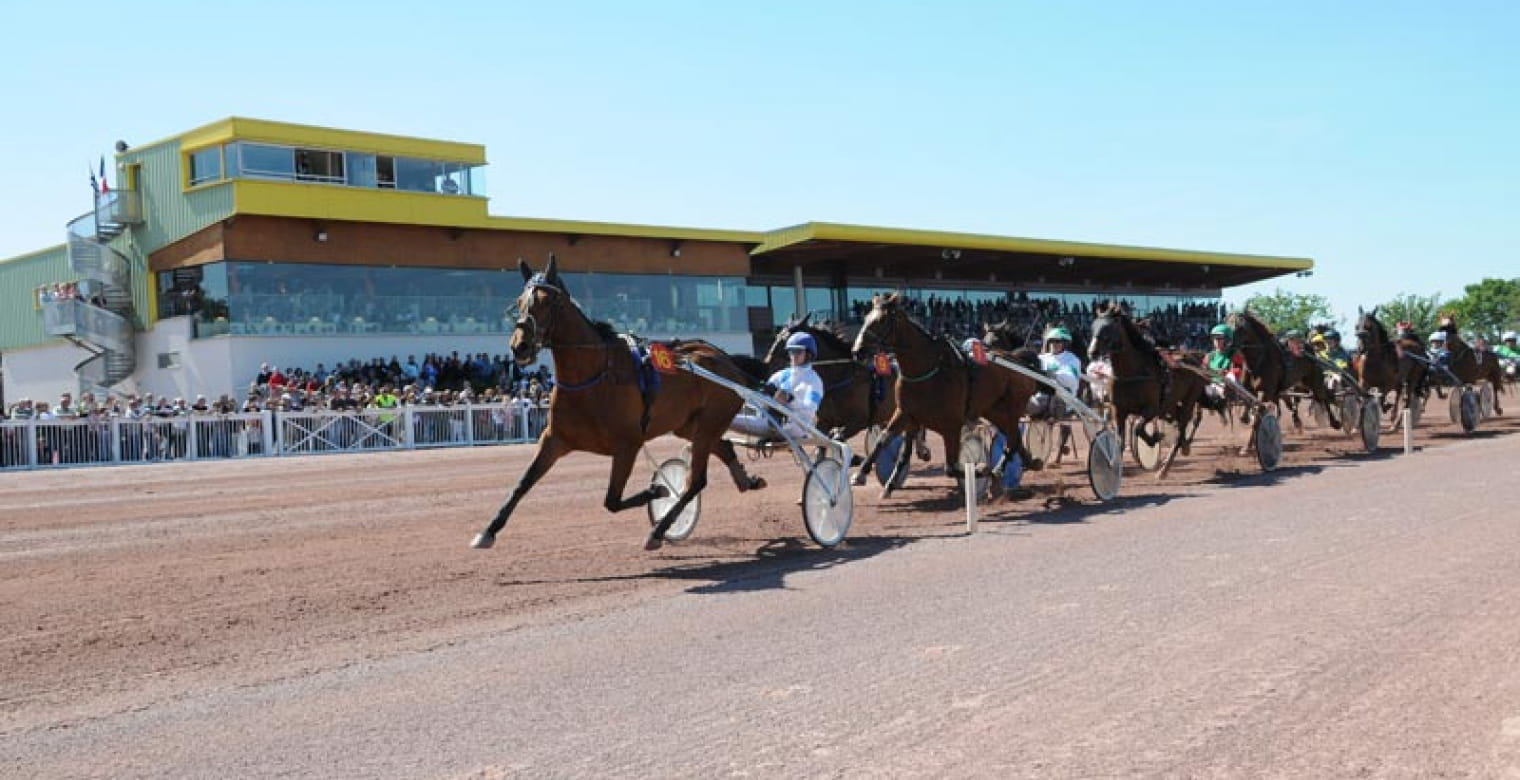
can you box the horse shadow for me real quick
[982,490,1182,526]
[659,535,914,594]
[1203,463,1324,487]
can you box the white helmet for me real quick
[1504,331,1518,342]
[1428,331,1447,343]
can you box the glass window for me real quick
[376,156,396,188]
[294,148,345,183]
[224,143,241,178]
[395,157,439,192]
[238,143,296,179]
[346,153,377,187]
[187,147,222,186]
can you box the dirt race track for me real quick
[4,401,1520,777]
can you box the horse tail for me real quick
[725,354,773,388]
[1010,347,1042,374]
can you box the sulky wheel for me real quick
[1086,428,1123,501]
[1460,388,1480,434]
[1130,418,1169,471]
[1359,399,1381,453]
[1255,413,1283,472]
[1339,394,1362,437]
[802,456,852,547]
[647,457,700,542]
[1479,382,1495,419]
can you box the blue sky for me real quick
[3,1,1515,327]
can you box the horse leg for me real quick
[471,433,570,549]
[602,446,666,513]
[645,434,717,550]
[913,429,932,461]
[713,437,766,491]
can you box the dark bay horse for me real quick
[1355,310,1428,425]
[470,255,767,552]
[1084,303,1211,463]
[1281,345,1342,432]
[1436,315,1506,414]
[1228,311,1290,410]
[850,293,1042,495]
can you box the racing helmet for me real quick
[1504,331,1518,342]
[1044,327,1072,343]
[1428,331,1447,344]
[1210,324,1233,338]
[784,331,817,359]
[1325,329,1341,341]
[1283,329,1304,341]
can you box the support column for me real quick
[793,265,806,321]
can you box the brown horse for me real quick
[1355,309,1428,425]
[1083,303,1212,463]
[850,293,1042,495]
[1436,315,1506,415]
[1281,346,1342,432]
[1228,311,1290,410]
[470,255,767,552]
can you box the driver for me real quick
[728,331,825,443]
[1204,323,1245,403]
[1322,329,1352,368]
[1028,327,1082,418]
[1428,330,1450,367]
[1497,331,1520,360]
[1283,330,1306,358]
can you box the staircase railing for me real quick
[39,201,139,392]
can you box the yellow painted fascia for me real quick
[756,221,1314,271]
[233,180,491,225]
[232,180,760,242]
[181,117,485,162]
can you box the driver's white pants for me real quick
[729,412,811,442]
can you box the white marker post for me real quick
[964,458,978,534]
[1402,408,1413,455]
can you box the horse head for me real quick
[509,253,569,365]
[1087,303,1128,360]
[980,316,1022,351]
[852,292,906,361]
[763,312,811,369]
[1356,308,1387,348]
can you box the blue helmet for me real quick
[785,331,817,359]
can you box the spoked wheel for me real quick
[1448,389,1464,425]
[802,456,853,547]
[1359,399,1381,452]
[1479,382,1495,419]
[1409,394,1424,428]
[647,457,700,542]
[1130,419,1167,471]
[1308,399,1327,428]
[959,427,990,499]
[1087,428,1123,501]
[1339,394,1362,436]
[1254,413,1283,472]
[1460,388,1480,434]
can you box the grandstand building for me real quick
[0,117,1313,405]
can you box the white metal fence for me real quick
[0,403,550,471]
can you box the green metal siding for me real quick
[0,246,69,349]
[120,141,235,256]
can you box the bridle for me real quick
[860,305,944,383]
[512,274,616,392]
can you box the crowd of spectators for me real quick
[847,293,1227,352]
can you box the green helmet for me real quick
[1044,327,1072,342]
[1210,324,1233,338]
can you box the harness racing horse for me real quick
[471,255,767,552]
[1436,315,1505,415]
[1281,344,1342,433]
[1083,303,1212,469]
[1355,309,1428,426]
[850,293,1042,496]
[1226,311,1292,453]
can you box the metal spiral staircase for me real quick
[41,190,142,393]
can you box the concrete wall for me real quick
[3,319,753,407]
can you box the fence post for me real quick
[263,410,277,456]
[25,420,38,468]
[464,403,476,445]
[1402,408,1413,455]
[403,406,416,449]
[964,459,978,534]
[109,417,121,464]
[186,417,199,461]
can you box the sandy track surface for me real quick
[3,405,1519,776]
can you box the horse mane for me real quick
[726,353,773,386]
[1114,310,1165,367]
[1234,311,1274,342]
[589,320,620,341]
[800,322,853,355]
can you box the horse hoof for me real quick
[852,472,868,487]
[470,533,496,550]
[1025,458,1045,471]
[643,534,665,551]
[749,476,768,491]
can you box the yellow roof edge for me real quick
[480,215,762,244]
[0,242,68,265]
[137,117,485,162]
[756,221,1314,271]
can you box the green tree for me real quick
[1242,288,1334,335]
[1446,277,1520,337]
[1374,292,1445,337]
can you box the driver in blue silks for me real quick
[729,332,825,442]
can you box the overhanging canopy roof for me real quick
[751,222,1313,291]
